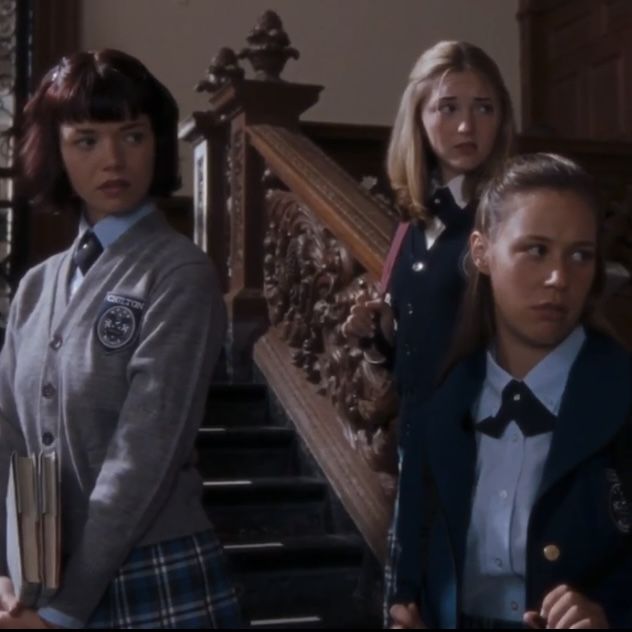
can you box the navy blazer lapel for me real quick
[425,352,484,568]
[537,332,632,502]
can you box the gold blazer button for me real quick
[543,544,560,561]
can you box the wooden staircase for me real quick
[199,384,382,628]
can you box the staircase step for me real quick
[205,383,268,427]
[225,534,364,568]
[203,478,329,539]
[227,535,370,627]
[249,615,324,629]
[196,427,297,478]
[199,382,382,628]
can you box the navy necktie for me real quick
[477,380,556,439]
[73,230,103,275]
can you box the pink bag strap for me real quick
[379,221,411,294]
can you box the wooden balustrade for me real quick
[179,11,402,559]
[180,10,632,560]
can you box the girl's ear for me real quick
[470,230,490,275]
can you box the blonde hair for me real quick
[387,41,515,221]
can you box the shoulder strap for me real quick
[379,222,411,295]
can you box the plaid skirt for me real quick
[87,530,242,629]
[382,522,396,626]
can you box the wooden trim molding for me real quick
[254,329,391,561]
[248,123,396,279]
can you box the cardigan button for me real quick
[543,544,560,562]
[42,432,55,446]
[50,335,63,350]
[411,261,425,272]
[42,383,56,399]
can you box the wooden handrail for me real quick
[247,124,395,278]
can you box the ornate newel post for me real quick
[180,11,323,381]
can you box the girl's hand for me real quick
[389,602,426,629]
[0,577,20,615]
[342,297,383,339]
[524,584,608,629]
[0,608,56,628]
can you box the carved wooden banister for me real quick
[247,123,394,277]
[180,11,400,561]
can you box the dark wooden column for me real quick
[184,12,323,380]
[31,0,81,88]
[179,111,229,291]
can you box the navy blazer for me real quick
[392,331,632,628]
[390,189,473,406]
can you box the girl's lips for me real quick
[98,179,130,189]
[455,142,477,150]
[531,303,568,321]
[97,180,130,197]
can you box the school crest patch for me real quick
[606,468,631,534]
[95,293,144,351]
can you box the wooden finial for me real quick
[195,47,245,93]
[238,10,299,81]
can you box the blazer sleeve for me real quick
[389,396,430,608]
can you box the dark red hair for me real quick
[19,49,180,211]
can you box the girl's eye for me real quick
[438,102,457,114]
[526,244,547,257]
[125,131,145,144]
[477,103,495,115]
[570,249,595,263]
[74,137,96,149]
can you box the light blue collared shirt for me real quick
[462,326,586,621]
[68,201,155,297]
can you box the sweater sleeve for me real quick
[41,260,226,624]
[0,290,30,576]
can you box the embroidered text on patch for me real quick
[96,293,144,351]
[606,468,631,535]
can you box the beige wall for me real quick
[80,0,520,193]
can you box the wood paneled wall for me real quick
[519,0,632,139]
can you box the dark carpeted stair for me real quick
[199,383,382,628]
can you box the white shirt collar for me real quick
[476,326,587,420]
[423,175,468,250]
[77,200,155,250]
[430,174,468,209]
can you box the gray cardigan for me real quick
[0,211,226,624]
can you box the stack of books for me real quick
[6,452,60,606]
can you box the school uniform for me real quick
[387,175,474,445]
[392,328,632,629]
[382,176,474,624]
[0,203,240,628]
